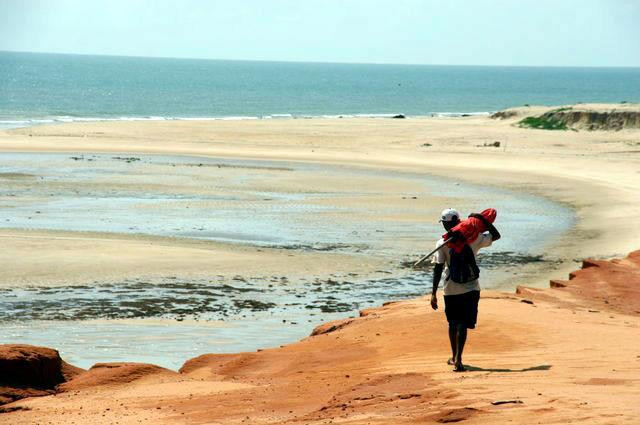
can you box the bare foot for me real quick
[447,358,455,365]
[453,363,466,372]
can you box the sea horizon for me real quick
[2,50,639,129]
[6,48,640,69]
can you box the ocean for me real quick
[1,50,639,128]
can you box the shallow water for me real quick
[0,153,573,368]
[0,152,572,256]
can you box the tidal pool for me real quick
[0,152,572,256]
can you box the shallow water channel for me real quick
[0,153,573,368]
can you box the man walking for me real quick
[430,208,500,372]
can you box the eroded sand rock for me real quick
[519,250,640,315]
[0,344,83,405]
[542,109,640,131]
[492,103,640,130]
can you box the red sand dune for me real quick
[517,250,640,315]
[2,251,640,424]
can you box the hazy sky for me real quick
[1,0,639,66]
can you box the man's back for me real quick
[433,231,493,296]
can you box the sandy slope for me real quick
[4,251,640,424]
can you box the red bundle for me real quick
[443,208,497,253]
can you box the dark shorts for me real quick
[444,290,480,329]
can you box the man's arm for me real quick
[486,222,500,241]
[431,263,444,310]
[469,213,501,241]
[432,263,444,294]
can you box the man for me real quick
[430,208,500,372]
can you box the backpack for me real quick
[447,244,480,283]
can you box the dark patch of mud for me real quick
[69,155,98,161]
[478,251,561,269]
[0,279,272,321]
[66,154,292,172]
[269,243,369,253]
[111,156,141,163]
[179,162,293,172]
[400,251,560,270]
[0,271,427,322]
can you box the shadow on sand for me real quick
[464,364,552,373]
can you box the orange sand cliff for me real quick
[2,251,640,424]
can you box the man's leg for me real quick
[453,290,478,371]
[454,323,467,371]
[447,324,457,365]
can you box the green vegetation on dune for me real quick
[518,115,568,130]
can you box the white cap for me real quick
[439,208,460,223]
